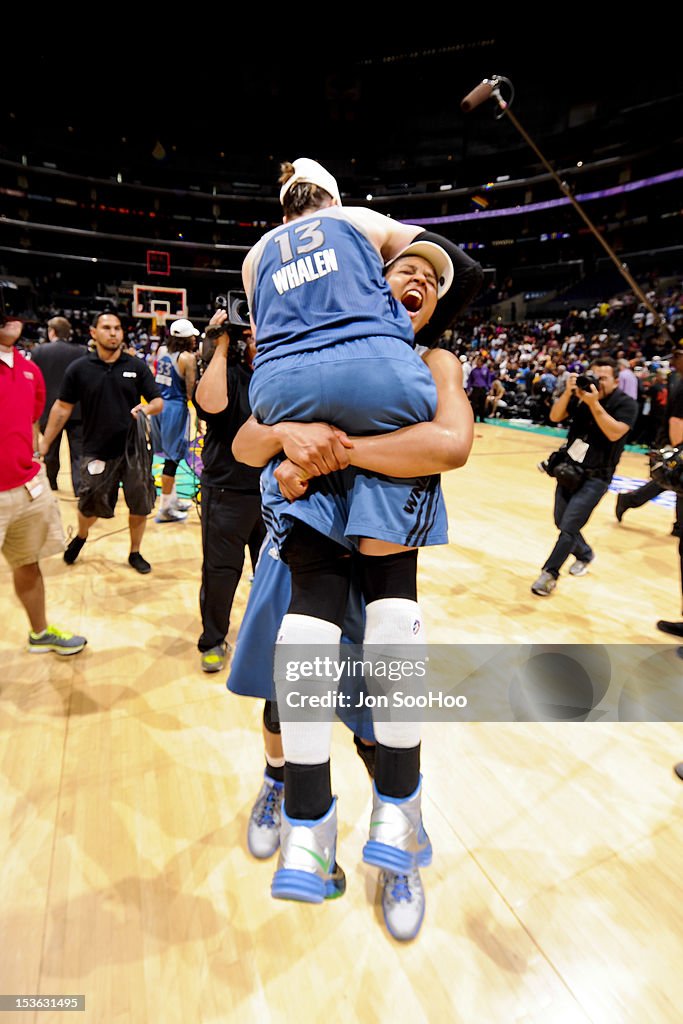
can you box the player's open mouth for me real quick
[402,288,424,314]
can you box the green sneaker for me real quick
[200,643,230,673]
[28,625,87,656]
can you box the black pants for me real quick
[469,386,487,422]
[620,480,682,529]
[198,487,266,652]
[44,420,83,495]
[543,478,609,577]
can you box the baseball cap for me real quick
[384,240,454,298]
[279,158,342,208]
[169,318,199,338]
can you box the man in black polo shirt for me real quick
[193,310,265,672]
[39,312,163,573]
[532,356,638,597]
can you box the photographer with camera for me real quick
[193,305,266,674]
[532,356,638,597]
[615,346,683,537]
[652,364,683,638]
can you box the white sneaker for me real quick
[247,774,284,859]
[378,868,426,942]
[155,507,188,523]
[569,557,594,576]
[531,570,556,596]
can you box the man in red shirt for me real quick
[0,303,87,654]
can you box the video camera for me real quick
[650,445,683,495]
[0,279,38,325]
[215,290,250,328]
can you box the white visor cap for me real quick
[279,158,342,208]
[385,240,454,298]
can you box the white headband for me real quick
[279,158,342,208]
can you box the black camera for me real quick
[539,447,585,493]
[215,290,250,328]
[650,445,683,495]
[0,279,38,325]
[576,372,599,393]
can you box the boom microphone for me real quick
[460,78,499,113]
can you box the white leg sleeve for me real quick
[274,613,341,765]
[364,598,424,749]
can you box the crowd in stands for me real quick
[440,278,683,442]
[20,276,683,446]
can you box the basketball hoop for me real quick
[133,288,187,333]
[150,299,171,335]
[153,310,168,334]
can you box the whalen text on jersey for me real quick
[271,249,338,295]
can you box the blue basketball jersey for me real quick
[155,352,186,402]
[249,209,414,368]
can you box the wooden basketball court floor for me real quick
[2,423,682,1023]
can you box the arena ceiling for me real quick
[4,30,680,194]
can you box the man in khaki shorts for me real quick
[0,302,86,655]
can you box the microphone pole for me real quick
[461,77,672,341]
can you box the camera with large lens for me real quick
[576,372,599,393]
[650,445,683,495]
[0,279,38,325]
[214,290,250,327]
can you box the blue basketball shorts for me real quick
[249,335,437,433]
[260,462,447,553]
[158,400,190,464]
[250,335,447,550]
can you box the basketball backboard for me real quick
[133,284,188,327]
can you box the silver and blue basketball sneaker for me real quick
[271,797,346,903]
[378,868,426,942]
[362,777,432,941]
[247,773,284,859]
[362,777,432,872]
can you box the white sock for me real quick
[274,613,341,765]
[160,492,172,511]
[364,598,424,749]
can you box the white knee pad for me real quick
[274,614,341,765]
[364,598,425,645]
[364,599,424,749]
